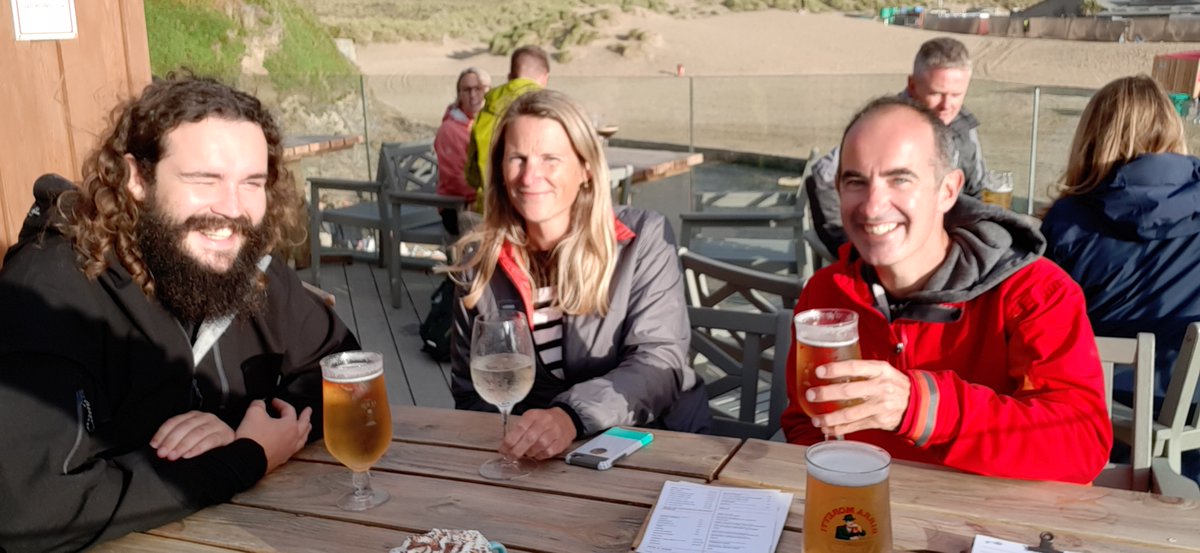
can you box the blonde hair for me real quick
[447,89,617,316]
[1057,75,1188,199]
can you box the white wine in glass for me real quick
[470,311,537,480]
[320,351,392,511]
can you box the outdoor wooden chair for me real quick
[680,249,803,440]
[689,306,792,440]
[1093,330,1199,497]
[678,148,820,278]
[307,141,443,288]
[1148,322,1200,478]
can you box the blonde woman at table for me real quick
[446,89,711,460]
[1041,75,1200,483]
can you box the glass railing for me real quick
[249,73,1200,218]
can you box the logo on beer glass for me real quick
[804,441,893,552]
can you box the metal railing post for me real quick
[361,74,372,180]
[1027,87,1040,215]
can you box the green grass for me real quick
[144,0,246,81]
[251,0,359,94]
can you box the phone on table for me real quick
[565,427,653,470]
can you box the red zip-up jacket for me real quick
[782,256,1112,484]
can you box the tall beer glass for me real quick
[470,311,537,480]
[794,308,863,417]
[804,441,893,553]
[321,350,392,511]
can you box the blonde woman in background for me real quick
[1041,75,1200,484]
[447,89,710,461]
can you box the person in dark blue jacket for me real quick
[1041,75,1200,482]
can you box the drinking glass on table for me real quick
[320,350,392,511]
[794,308,864,425]
[470,311,537,480]
[804,440,893,552]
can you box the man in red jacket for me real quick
[781,96,1112,484]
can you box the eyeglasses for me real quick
[459,86,488,94]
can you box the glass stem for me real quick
[351,470,371,499]
[500,407,513,462]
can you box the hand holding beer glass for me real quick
[470,311,537,480]
[320,351,393,511]
[794,308,864,423]
[804,440,893,552]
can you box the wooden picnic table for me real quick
[606,146,703,185]
[283,134,364,162]
[99,406,1198,553]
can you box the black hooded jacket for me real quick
[0,175,359,552]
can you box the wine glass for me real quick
[470,311,537,480]
[320,350,392,510]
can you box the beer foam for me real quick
[796,336,858,349]
[322,352,385,383]
[806,442,890,487]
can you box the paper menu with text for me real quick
[635,481,792,553]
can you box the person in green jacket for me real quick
[465,45,551,212]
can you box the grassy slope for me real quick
[145,0,358,92]
[145,0,247,81]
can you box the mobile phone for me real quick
[565,427,654,470]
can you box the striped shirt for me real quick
[532,286,565,379]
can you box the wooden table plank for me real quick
[93,533,240,553]
[233,460,648,553]
[718,439,1200,553]
[390,405,741,480]
[297,440,704,507]
[146,503,536,553]
[147,504,408,553]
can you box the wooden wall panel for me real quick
[0,0,150,262]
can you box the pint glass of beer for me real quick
[794,308,863,417]
[321,350,392,511]
[804,440,893,553]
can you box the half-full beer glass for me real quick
[321,350,392,511]
[804,441,893,553]
[794,308,863,417]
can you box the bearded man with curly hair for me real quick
[0,74,359,552]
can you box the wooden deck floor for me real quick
[304,262,453,409]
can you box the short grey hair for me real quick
[913,37,971,75]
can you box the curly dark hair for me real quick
[58,72,300,297]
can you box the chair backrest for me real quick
[680,248,802,314]
[377,141,439,194]
[689,306,792,440]
[1095,332,1156,492]
[1157,322,1200,461]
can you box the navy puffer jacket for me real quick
[1042,152,1200,395]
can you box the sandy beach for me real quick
[348,10,1200,201]
[355,11,1200,87]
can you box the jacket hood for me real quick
[903,195,1045,305]
[1086,153,1200,241]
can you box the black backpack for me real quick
[419,277,457,361]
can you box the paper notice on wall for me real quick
[11,0,77,41]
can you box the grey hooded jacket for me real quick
[450,207,710,437]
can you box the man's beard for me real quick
[135,201,271,323]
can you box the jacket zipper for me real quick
[63,389,95,474]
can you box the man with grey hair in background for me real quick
[809,37,990,257]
